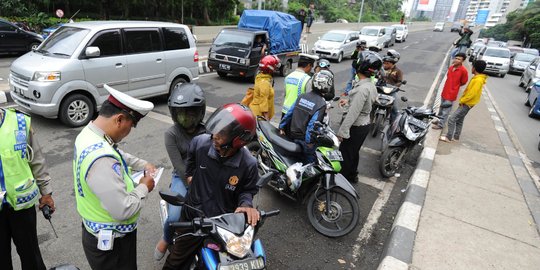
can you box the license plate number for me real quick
[13,86,26,97]
[410,117,427,128]
[219,257,265,270]
[219,63,231,70]
[327,150,343,161]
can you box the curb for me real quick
[376,45,453,270]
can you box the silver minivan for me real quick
[9,21,199,127]
[312,30,359,62]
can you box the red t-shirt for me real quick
[441,65,468,101]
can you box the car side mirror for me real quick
[85,47,101,58]
[345,39,351,43]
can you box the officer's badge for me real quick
[228,175,239,186]
[15,130,26,144]
[112,162,122,176]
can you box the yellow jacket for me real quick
[459,74,487,107]
[249,73,275,120]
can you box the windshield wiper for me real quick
[52,52,70,57]
[35,49,49,55]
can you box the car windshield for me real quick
[37,26,90,57]
[214,31,252,48]
[321,32,346,42]
[485,49,510,58]
[514,53,536,62]
[361,28,379,36]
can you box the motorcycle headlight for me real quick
[32,71,61,82]
[404,123,419,141]
[217,226,254,258]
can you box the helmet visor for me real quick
[206,106,255,147]
[172,107,205,129]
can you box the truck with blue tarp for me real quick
[207,10,302,80]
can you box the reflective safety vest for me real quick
[282,70,310,114]
[73,126,139,234]
[0,109,39,211]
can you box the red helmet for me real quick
[205,103,256,149]
[258,55,281,74]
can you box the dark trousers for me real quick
[0,205,46,270]
[163,226,203,270]
[339,125,370,182]
[82,225,137,270]
[294,139,316,164]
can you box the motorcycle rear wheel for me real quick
[307,187,359,238]
[371,113,384,137]
[379,146,404,178]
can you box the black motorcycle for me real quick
[371,81,406,137]
[379,97,437,177]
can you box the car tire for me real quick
[525,92,531,106]
[59,93,95,127]
[28,42,40,51]
[528,99,537,118]
[337,52,343,63]
[280,60,292,77]
[519,76,525,87]
[169,77,188,95]
[500,73,506,78]
[217,71,227,78]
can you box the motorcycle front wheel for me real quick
[307,187,359,238]
[379,146,405,177]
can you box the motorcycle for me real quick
[379,96,438,178]
[246,100,360,238]
[158,172,279,270]
[370,81,406,137]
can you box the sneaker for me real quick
[432,125,443,130]
[432,118,440,125]
[439,135,451,142]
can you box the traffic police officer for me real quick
[73,85,156,270]
[281,53,318,118]
[0,108,54,270]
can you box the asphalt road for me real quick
[3,29,456,270]
[484,72,540,175]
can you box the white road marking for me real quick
[352,177,396,261]
[358,176,386,190]
[403,45,410,49]
[361,146,381,156]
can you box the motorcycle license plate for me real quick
[219,63,231,70]
[219,257,265,270]
[327,150,343,161]
[409,117,427,129]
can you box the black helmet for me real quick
[168,83,206,130]
[356,53,383,77]
[383,49,400,64]
[357,40,367,48]
[312,70,334,95]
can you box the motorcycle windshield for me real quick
[211,213,247,235]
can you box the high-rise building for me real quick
[432,0,454,21]
[455,0,471,21]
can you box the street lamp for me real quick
[358,0,365,24]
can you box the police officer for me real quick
[279,70,334,163]
[163,103,259,270]
[73,85,156,270]
[281,53,318,118]
[0,108,54,270]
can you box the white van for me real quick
[391,24,408,42]
[359,26,386,51]
[9,21,199,127]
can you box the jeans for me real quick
[294,139,316,164]
[446,104,471,140]
[437,99,454,128]
[451,45,468,59]
[163,173,188,244]
[344,67,356,94]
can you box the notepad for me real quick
[131,167,164,186]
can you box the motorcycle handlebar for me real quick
[262,210,280,218]
[169,221,193,228]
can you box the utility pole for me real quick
[258,0,263,10]
[357,0,365,24]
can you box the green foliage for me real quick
[288,0,404,23]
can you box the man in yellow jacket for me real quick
[441,60,487,142]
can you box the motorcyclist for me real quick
[313,59,335,101]
[163,103,260,270]
[382,49,403,122]
[279,70,334,164]
[344,40,367,94]
[451,27,473,58]
[154,83,207,260]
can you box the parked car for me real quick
[476,46,511,77]
[524,48,539,56]
[519,57,540,89]
[525,81,540,118]
[360,26,386,51]
[9,21,199,127]
[508,46,524,57]
[450,22,463,32]
[312,30,359,62]
[41,23,64,39]
[392,24,408,42]
[383,26,396,48]
[510,53,537,75]
[468,43,486,62]
[433,22,444,32]
[0,18,43,53]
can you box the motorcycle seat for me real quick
[258,121,302,153]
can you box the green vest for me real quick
[0,109,39,211]
[73,126,139,234]
[282,70,310,114]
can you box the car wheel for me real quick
[500,73,506,78]
[59,93,95,127]
[280,60,292,77]
[169,77,188,95]
[28,42,40,51]
[217,71,227,78]
[528,99,537,118]
[525,92,531,106]
[519,75,525,87]
[337,52,343,63]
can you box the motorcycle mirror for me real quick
[159,190,186,206]
[401,96,408,102]
[401,80,407,85]
[332,96,340,102]
[256,171,275,189]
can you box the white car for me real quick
[434,22,444,32]
[392,24,408,42]
[312,30,360,62]
[476,47,511,78]
[359,26,386,51]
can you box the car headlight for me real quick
[32,71,61,82]
[217,225,254,258]
[239,58,250,65]
[209,52,216,59]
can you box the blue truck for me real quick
[207,10,303,80]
